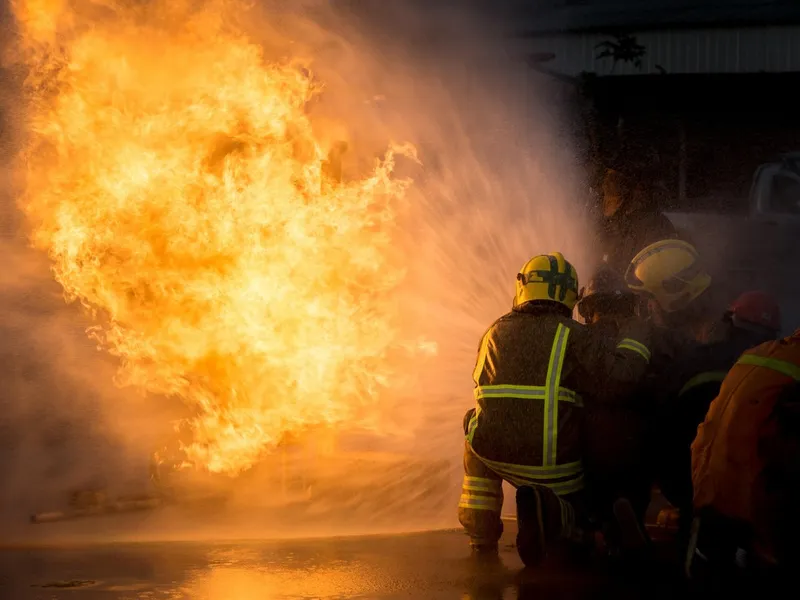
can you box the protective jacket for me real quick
[692,330,800,556]
[670,329,771,432]
[459,303,651,547]
[641,324,698,414]
[654,331,764,512]
[467,304,650,492]
[582,317,652,519]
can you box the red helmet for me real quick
[728,291,781,332]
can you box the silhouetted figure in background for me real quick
[597,168,679,274]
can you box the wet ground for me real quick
[0,521,686,600]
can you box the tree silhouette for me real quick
[595,33,647,72]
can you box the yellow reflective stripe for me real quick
[500,474,584,496]
[544,324,570,466]
[472,329,492,385]
[463,484,500,493]
[547,475,585,496]
[471,448,582,480]
[617,338,651,363]
[464,475,500,486]
[469,447,585,496]
[475,385,545,400]
[459,494,502,512]
[509,475,584,495]
[484,458,583,480]
[474,385,583,405]
[466,410,478,444]
[558,388,583,407]
[460,490,501,502]
[679,371,728,396]
[737,354,800,381]
[462,476,502,494]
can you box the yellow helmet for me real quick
[514,252,580,310]
[625,239,711,313]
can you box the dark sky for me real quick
[338,0,800,34]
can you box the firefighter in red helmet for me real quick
[724,290,782,334]
[655,291,782,541]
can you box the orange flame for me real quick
[12,0,419,473]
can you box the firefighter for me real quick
[596,168,679,274]
[622,238,717,412]
[577,266,652,528]
[623,239,715,540]
[656,291,782,540]
[625,238,717,346]
[706,290,782,346]
[577,265,638,329]
[673,290,782,445]
[459,252,652,567]
[689,330,800,583]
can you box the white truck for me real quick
[665,154,800,335]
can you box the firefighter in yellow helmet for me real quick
[459,252,653,567]
[625,239,715,342]
[624,239,720,544]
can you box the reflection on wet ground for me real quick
[0,527,683,599]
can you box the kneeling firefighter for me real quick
[578,266,652,526]
[618,239,716,545]
[657,291,782,532]
[690,330,800,579]
[459,252,652,567]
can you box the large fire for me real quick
[11,0,419,474]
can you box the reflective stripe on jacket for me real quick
[692,330,800,529]
[679,371,728,397]
[467,305,651,495]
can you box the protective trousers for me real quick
[458,408,583,548]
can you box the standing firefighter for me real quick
[596,168,679,274]
[459,252,652,567]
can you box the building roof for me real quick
[517,0,800,35]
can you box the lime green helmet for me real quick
[514,252,579,310]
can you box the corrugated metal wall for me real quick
[524,26,800,76]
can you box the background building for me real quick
[519,0,800,211]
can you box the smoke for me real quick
[290,0,593,521]
[0,205,180,537]
[0,0,592,542]
[0,45,184,536]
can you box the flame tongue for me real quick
[13,0,415,474]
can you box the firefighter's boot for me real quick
[470,543,501,568]
[516,485,582,567]
[612,497,649,552]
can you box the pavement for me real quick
[0,519,688,600]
